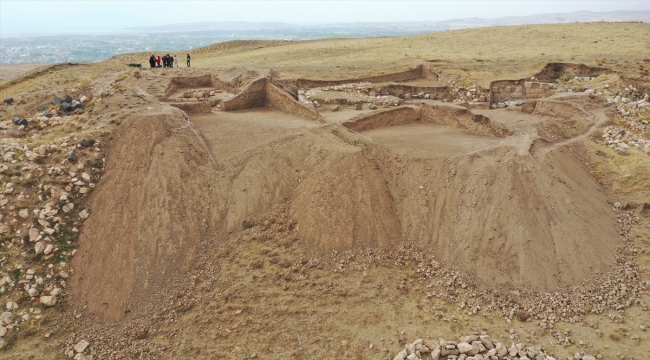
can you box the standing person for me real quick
[157,55,161,68]
[186,54,191,67]
[174,54,178,68]
[149,55,156,68]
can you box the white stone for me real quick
[44,244,54,255]
[74,340,89,353]
[79,209,90,219]
[39,295,56,307]
[393,349,408,360]
[35,241,45,255]
[29,227,39,242]
[18,209,29,219]
[28,288,39,297]
[430,348,441,360]
[0,325,6,337]
[458,342,479,355]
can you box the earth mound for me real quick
[70,73,620,321]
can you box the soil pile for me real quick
[69,76,622,323]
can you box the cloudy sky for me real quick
[1,0,648,34]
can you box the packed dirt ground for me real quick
[0,22,649,359]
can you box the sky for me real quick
[1,0,648,34]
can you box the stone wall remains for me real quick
[490,80,554,104]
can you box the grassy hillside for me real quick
[109,22,650,85]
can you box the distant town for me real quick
[0,28,435,64]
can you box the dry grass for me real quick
[109,22,649,85]
[587,140,650,201]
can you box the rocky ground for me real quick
[0,72,125,357]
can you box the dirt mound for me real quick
[70,73,622,327]
[391,143,617,289]
[71,106,212,320]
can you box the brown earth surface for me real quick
[0,22,649,360]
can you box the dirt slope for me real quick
[71,105,213,320]
[70,78,622,325]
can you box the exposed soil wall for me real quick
[166,74,213,96]
[534,62,612,82]
[211,76,238,93]
[265,83,324,123]
[221,77,268,111]
[341,103,512,137]
[342,106,421,132]
[290,65,425,89]
[420,103,513,137]
[524,99,585,119]
[169,101,212,115]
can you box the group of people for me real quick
[148,54,191,68]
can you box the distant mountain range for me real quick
[125,10,648,33]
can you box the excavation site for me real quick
[0,22,649,360]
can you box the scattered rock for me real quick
[34,242,47,256]
[29,227,39,242]
[28,288,40,297]
[37,105,47,111]
[368,103,377,110]
[52,96,62,105]
[74,340,89,353]
[18,208,29,219]
[39,295,56,306]
[68,151,78,162]
[3,98,13,105]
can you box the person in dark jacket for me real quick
[186,54,191,67]
[149,55,156,68]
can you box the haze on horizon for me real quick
[1,0,648,35]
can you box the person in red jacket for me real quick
[157,55,161,67]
